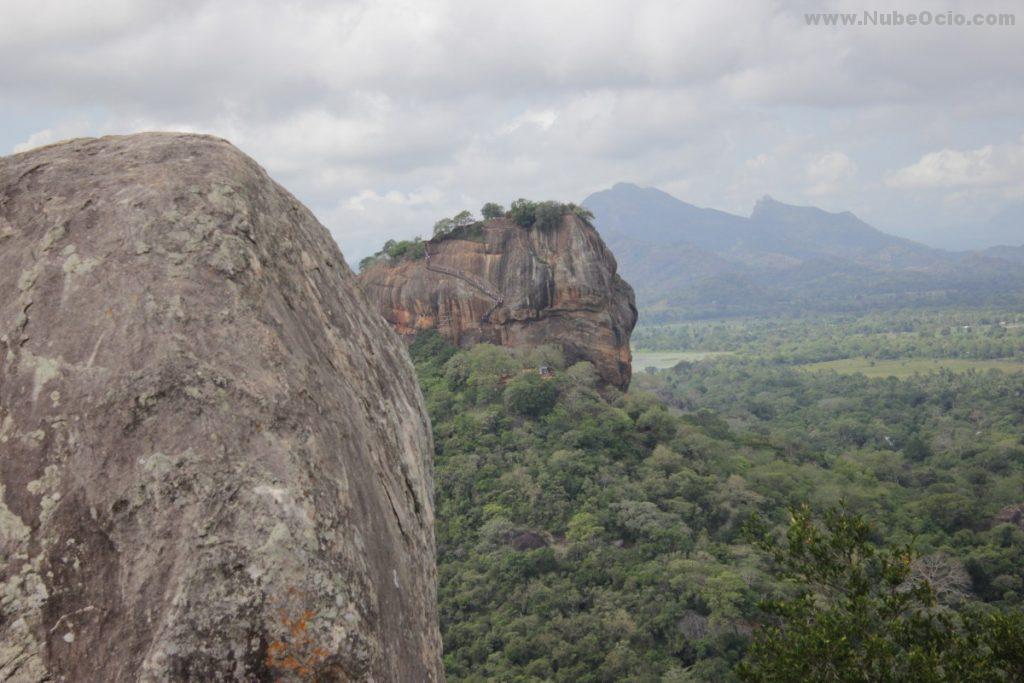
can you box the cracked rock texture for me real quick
[0,133,443,681]
[358,216,638,389]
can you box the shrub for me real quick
[433,218,455,238]
[481,202,505,220]
[509,198,538,227]
[533,201,565,231]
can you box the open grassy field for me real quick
[632,349,733,369]
[799,357,1024,378]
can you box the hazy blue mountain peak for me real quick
[581,181,1020,319]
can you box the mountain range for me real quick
[583,183,1024,321]
[969,202,1024,250]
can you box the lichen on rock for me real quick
[0,133,443,681]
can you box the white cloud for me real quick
[745,154,772,171]
[806,151,857,196]
[13,125,85,154]
[885,135,1024,190]
[344,188,443,212]
[500,109,558,134]
[3,0,1024,257]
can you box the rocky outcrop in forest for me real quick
[0,133,443,681]
[358,215,638,389]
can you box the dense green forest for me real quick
[412,310,1024,681]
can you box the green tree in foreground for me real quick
[739,506,1024,682]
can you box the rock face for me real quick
[0,134,443,681]
[358,216,638,388]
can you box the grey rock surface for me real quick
[0,133,443,681]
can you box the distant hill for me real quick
[978,202,1024,248]
[583,183,1024,321]
[933,202,1024,250]
[984,244,1024,264]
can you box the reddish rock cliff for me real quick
[358,215,637,388]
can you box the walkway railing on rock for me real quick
[425,249,504,322]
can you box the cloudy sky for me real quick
[3,0,1022,259]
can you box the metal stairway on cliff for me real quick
[425,249,505,323]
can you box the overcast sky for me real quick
[3,0,1022,259]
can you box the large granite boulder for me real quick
[0,133,443,681]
